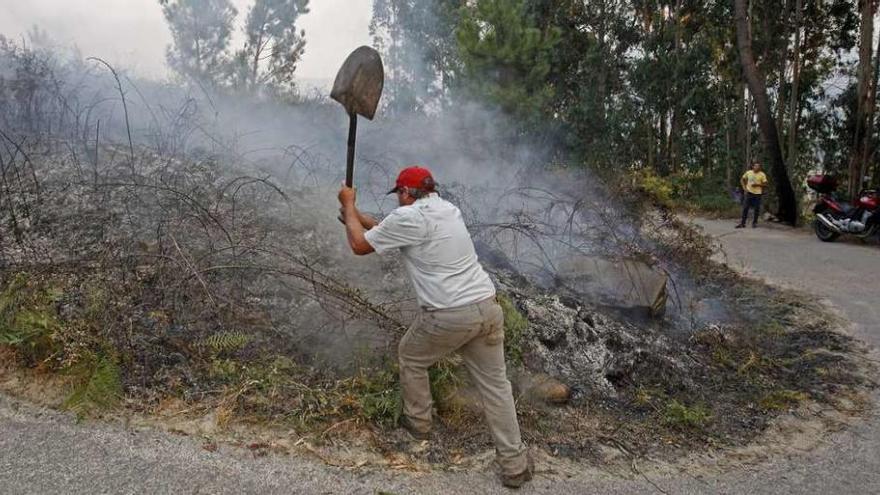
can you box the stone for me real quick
[513,372,571,404]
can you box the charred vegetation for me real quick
[0,37,872,469]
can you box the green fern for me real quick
[0,309,56,344]
[0,273,27,311]
[200,331,251,354]
[498,294,528,367]
[0,274,59,355]
[64,353,122,417]
[0,274,27,343]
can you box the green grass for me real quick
[498,294,527,367]
[0,273,62,364]
[633,384,666,408]
[356,365,401,426]
[759,389,808,412]
[199,330,252,355]
[662,399,711,429]
[63,351,123,418]
[756,320,787,338]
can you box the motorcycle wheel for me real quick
[814,219,840,242]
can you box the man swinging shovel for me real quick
[333,47,534,489]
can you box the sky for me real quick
[0,0,374,85]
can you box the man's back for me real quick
[365,194,495,309]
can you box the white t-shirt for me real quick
[364,193,495,309]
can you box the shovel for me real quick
[331,46,384,188]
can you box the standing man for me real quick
[338,166,533,488]
[737,161,769,228]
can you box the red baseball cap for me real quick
[387,166,436,194]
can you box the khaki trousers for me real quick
[398,297,528,475]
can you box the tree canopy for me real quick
[160,0,309,98]
[369,0,874,224]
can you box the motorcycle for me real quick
[807,174,880,242]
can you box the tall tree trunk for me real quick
[786,0,804,168]
[734,0,799,225]
[250,32,264,90]
[744,89,752,170]
[670,0,683,174]
[859,16,880,187]
[670,113,680,174]
[658,113,669,175]
[735,79,748,173]
[775,0,793,150]
[703,126,715,175]
[849,0,875,199]
[725,104,733,188]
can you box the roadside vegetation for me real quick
[629,169,744,218]
[0,197,870,467]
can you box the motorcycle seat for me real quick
[828,196,855,214]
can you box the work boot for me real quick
[501,455,534,489]
[735,223,745,229]
[399,416,431,441]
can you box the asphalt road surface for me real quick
[1,217,878,494]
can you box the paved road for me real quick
[1,217,878,494]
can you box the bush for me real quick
[498,294,527,367]
[759,389,808,412]
[0,273,62,365]
[0,272,123,417]
[63,351,122,417]
[629,168,740,215]
[662,399,711,429]
[633,169,675,207]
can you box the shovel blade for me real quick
[331,46,384,120]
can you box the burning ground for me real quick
[0,42,874,472]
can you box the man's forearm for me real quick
[343,205,373,255]
[358,211,378,229]
[338,206,378,230]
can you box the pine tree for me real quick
[230,0,310,97]
[370,0,464,112]
[455,0,559,126]
[160,0,237,85]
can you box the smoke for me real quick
[0,21,727,368]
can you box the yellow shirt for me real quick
[742,170,768,195]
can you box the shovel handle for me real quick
[345,113,357,187]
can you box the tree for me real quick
[733,0,798,225]
[529,0,638,166]
[370,0,464,112]
[455,0,559,127]
[161,0,309,97]
[785,0,803,168]
[848,0,875,198]
[160,0,237,85]
[230,0,310,96]
[364,0,859,214]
